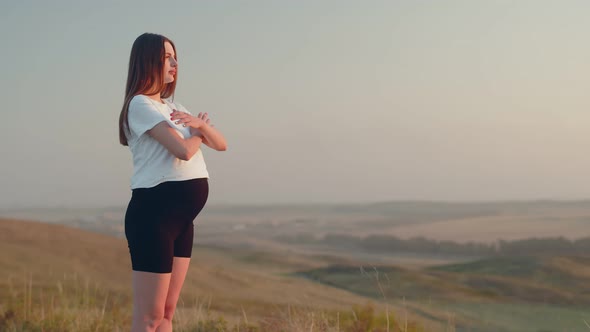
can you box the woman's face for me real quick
[163,41,177,84]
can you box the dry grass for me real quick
[0,218,433,331]
[0,273,428,331]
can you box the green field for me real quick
[295,256,590,331]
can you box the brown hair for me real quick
[118,33,178,146]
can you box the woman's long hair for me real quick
[119,33,177,146]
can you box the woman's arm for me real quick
[171,111,228,151]
[197,124,227,151]
[148,122,203,161]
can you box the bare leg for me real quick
[156,257,191,332]
[131,271,171,332]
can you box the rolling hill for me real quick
[0,218,435,331]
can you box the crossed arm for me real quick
[147,111,227,161]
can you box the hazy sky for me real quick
[2,1,590,208]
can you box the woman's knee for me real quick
[142,309,165,328]
[164,303,177,319]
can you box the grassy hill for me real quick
[4,216,590,331]
[0,218,434,331]
[295,256,590,331]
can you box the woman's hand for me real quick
[170,110,227,151]
[170,110,211,129]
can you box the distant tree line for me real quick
[276,233,590,257]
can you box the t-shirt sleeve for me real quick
[128,96,166,138]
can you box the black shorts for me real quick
[124,178,209,273]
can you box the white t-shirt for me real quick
[126,94,209,189]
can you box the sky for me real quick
[2,0,590,208]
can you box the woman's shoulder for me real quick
[130,94,151,105]
[127,95,167,127]
[129,95,163,112]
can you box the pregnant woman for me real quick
[118,32,227,332]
